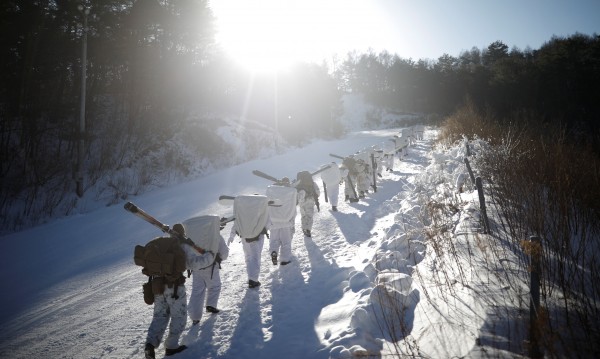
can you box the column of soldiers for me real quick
[141,125,423,358]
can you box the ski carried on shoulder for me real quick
[218,194,280,207]
[252,170,280,183]
[329,154,359,199]
[253,165,332,185]
[125,201,234,246]
[218,195,236,205]
[124,201,170,233]
[124,201,204,250]
[311,165,331,177]
[219,215,236,226]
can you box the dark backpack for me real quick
[296,171,315,196]
[134,236,187,299]
[343,157,357,175]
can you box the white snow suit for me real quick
[266,184,297,263]
[145,242,214,351]
[339,165,356,201]
[374,150,384,177]
[229,195,269,283]
[383,151,394,171]
[415,124,425,140]
[355,160,370,197]
[296,178,320,232]
[183,215,229,321]
[187,237,228,321]
[320,163,342,208]
[383,139,396,171]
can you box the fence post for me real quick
[464,157,476,187]
[475,177,490,234]
[371,153,377,192]
[529,236,543,358]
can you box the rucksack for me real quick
[342,157,357,175]
[233,195,269,240]
[182,215,221,260]
[320,164,341,186]
[134,236,187,298]
[266,185,297,226]
[296,171,316,197]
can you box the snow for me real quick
[0,124,531,358]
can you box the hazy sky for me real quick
[209,0,600,71]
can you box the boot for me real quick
[165,345,187,356]
[206,306,220,314]
[248,280,261,288]
[144,343,155,359]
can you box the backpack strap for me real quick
[210,261,216,280]
[172,282,179,299]
[171,275,186,300]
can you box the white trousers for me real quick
[146,285,187,350]
[242,235,264,282]
[344,176,358,199]
[299,199,315,231]
[269,227,293,262]
[324,182,340,207]
[384,155,394,170]
[357,172,370,193]
[188,265,221,321]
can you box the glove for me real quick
[227,232,236,245]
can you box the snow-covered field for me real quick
[0,127,529,358]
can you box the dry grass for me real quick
[438,103,600,357]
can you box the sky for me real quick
[209,0,600,71]
[0,96,537,358]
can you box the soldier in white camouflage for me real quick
[144,224,214,359]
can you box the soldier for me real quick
[295,171,320,237]
[143,224,214,359]
[181,215,230,325]
[320,162,342,211]
[228,195,269,288]
[266,180,298,265]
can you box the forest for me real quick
[1,0,599,231]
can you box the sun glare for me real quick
[210,0,387,73]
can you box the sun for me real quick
[210,0,305,72]
[210,0,366,73]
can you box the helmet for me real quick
[172,223,185,237]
